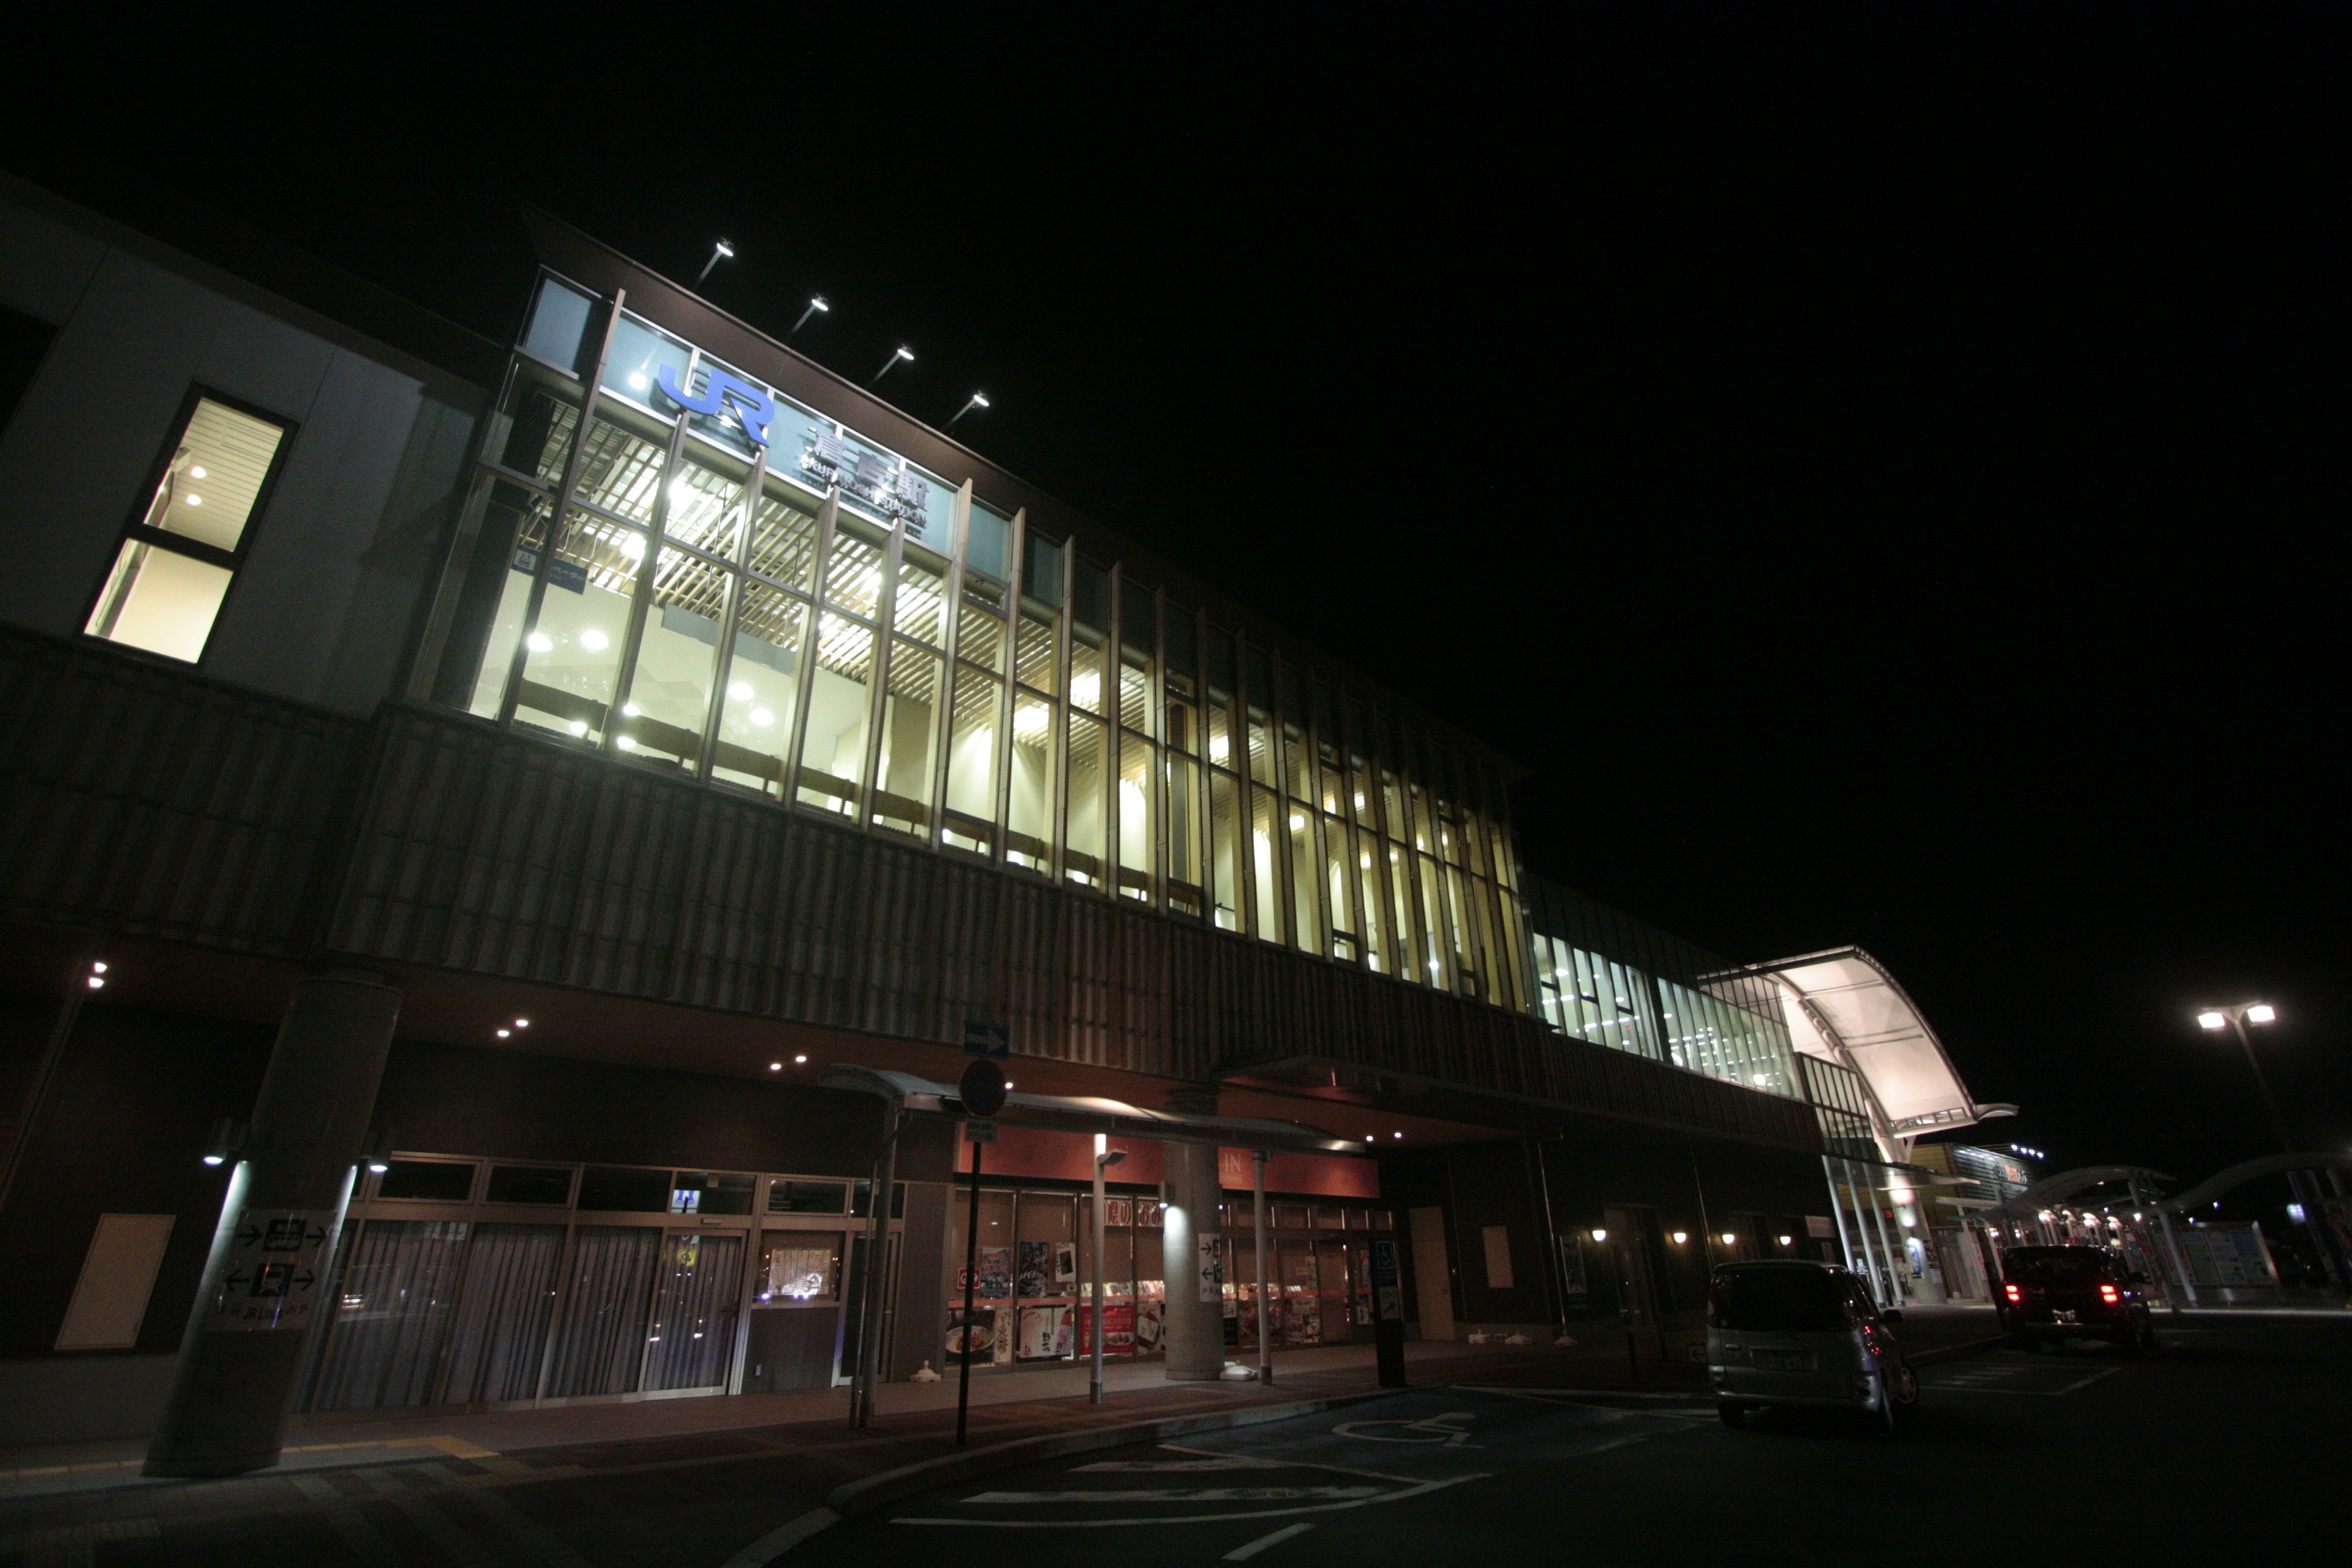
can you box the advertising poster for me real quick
[1076,1301,1136,1355]
[1105,1198,1132,1227]
[1134,1298,1166,1352]
[1054,1240,1077,1290]
[1017,1303,1073,1359]
[945,1305,997,1367]
[977,1246,1011,1298]
[1017,1242,1055,1297]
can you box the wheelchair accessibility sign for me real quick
[206,1208,334,1333]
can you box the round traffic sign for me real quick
[959,1057,1008,1118]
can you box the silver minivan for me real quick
[1707,1261,1918,1433]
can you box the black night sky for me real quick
[10,7,2340,1187]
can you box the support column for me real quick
[145,974,402,1478]
[1161,1140,1225,1381]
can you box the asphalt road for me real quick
[786,1317,2351,1566]
[5,1319,2341,1567]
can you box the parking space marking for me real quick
[1923,1362,2123,1396]
[1224,1522,1316,1560]
[967,1487,1384,1504]
[1075,1457,1290,1472]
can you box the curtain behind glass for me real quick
[311,1221,470,1412]
[645,1233,745,1390]
[546,1226,661,1396]
[440,1224,566,1404]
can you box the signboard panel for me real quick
[205,1208,334,1333]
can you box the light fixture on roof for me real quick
[696,238,736,286]
[770,1061,782,1071]
[514,1019,529,1028]
[794,1054,807,1064]
[871,346,914,386]
[791,296,829,337]
[949,392,990,431]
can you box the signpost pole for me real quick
[1091,1135,1109,1404]
[957,1134,982,1444]
[1253,1149,1271,1385]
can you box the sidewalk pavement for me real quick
[0,1305,2003,1505]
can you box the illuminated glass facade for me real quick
[416,274,1532,1011]
[1524,875,1801,1099]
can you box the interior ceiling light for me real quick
[794,1054,807,1064]
[769,1061,782,1071]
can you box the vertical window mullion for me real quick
[990,508,1025,861]
[924,481,973,850]
[857,524,905,827]
[601,349,695,758]
[779,489,837,797]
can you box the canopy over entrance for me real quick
[821,1065,1366,1155]
[1746,946,2016,1153]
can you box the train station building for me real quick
[0,172,2009,1469]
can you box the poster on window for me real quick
[1076,1301,1136,1355]
[1105,1197,1132,1227]
[1054,1241,1077,1290]
[1285,1294,1321,1345]
[976,1246,1012,1298]
[945,1305,997,1367]
[1133,1298,1166,1352]
[1137,1202,1164,1227]
[1017,1303,1073,1359]
[1017,1242,1058,1297]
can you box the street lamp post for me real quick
[871,346,914,386]
[1089,1139,1126,1404]
[2197,1002,2349,1291]
[696,239,735,285]
[790,296,828,337]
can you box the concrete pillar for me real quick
[1161,1140,1226,1381]
[145,974,402,1477]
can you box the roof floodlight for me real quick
[696,239,736,285]
[790,296,830,337]
[2246,1003,2276,1023]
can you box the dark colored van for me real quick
[1999,1246,2157,1354]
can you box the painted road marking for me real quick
[1074,1457,1291,1472]
[966,1487,1384,1504]
[1225,1522,1316,1559]
[1923,1362,2124,1396]
[892,1473,1487,1529]
[1330,1411,1481,1446]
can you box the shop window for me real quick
[85,393,288,664]
[670,1172,754,1215]
[759,1233,842,1301]
[485,1166,574,1205]
[851,1180,907,1219]
[577,1166,672,1213]
[374,1160,475,1203]
[769,1180,848,1214]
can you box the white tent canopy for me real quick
[1749,947,2016,1156]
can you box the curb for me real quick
[726,1389,1396,1566]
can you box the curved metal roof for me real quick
[1749,946,2016,1149]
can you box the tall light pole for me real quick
[696,239,735,285]
[2198,1003,2290,1152]
[871,346,914,386]
[2196,1001,2346,1291]
[948,392,990,431]
[790,296,828,337]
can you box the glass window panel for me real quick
[1071,556,1110,632]
[714,584,805,796]
[1007,693,1055,871]
[1022,531,1063,606]
[679,354,761,459]
[875,640,940,834]
[745,491,820,593]
[966,497,1012,581]
[1120,580,1155,658]
[616,546,728,769]
[1355,828,1389,973]
[769,1180,847,1213]
[797,612,873,813]
[1119,655,1151,734]
[1381,768,1407,843]
[1283,723,1310,801]
[570,411,671,524]
[1164,669,1196,756]
[84,538,232,663]
[1164,605,1196,674]
[894,551,947,646]
[1015,610,1059,694]
[521,276,594,372]
[487,372,578,486]
[1394,847,1430,986]
[1322,813,1353,957]
[944,666,1001,853]
[1117,731,1152,901]
[1206,685,1235,769]
[645,1232,742,1390]
[1065,711,1107,890]
[822,522,886,620]
[600,313,688,407]
[1069,631,1105,715]
[758,1233,842,1301]
[660,456,744,561]
[1250,789,1282,943]
[1244,705,1273,786]
[956,600,1003,673]
[1209,769,1241,932]
[1166,753,1202,918]
[139,398,284,552]
[515,510,643,743]
[1289,807,1324,956]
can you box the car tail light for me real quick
[2100,1283,2119,1303]
[2003,1283,2022,1302]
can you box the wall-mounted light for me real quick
[202,1116,246,1167]
[1590,1228,1608,1243]
[1720,1232,1737,1246]
[360,1126,394,1175]
[1777,1234,1793,1246]
[1670,1231,1689,1245]
[769,1061,782,1072]
[794,1054,807,1065]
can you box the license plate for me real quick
[1751,1350,1809,1370]
[2054,1310,2078,1324]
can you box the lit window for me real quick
[85,394,288,663]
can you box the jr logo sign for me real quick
[654,363,777,448]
